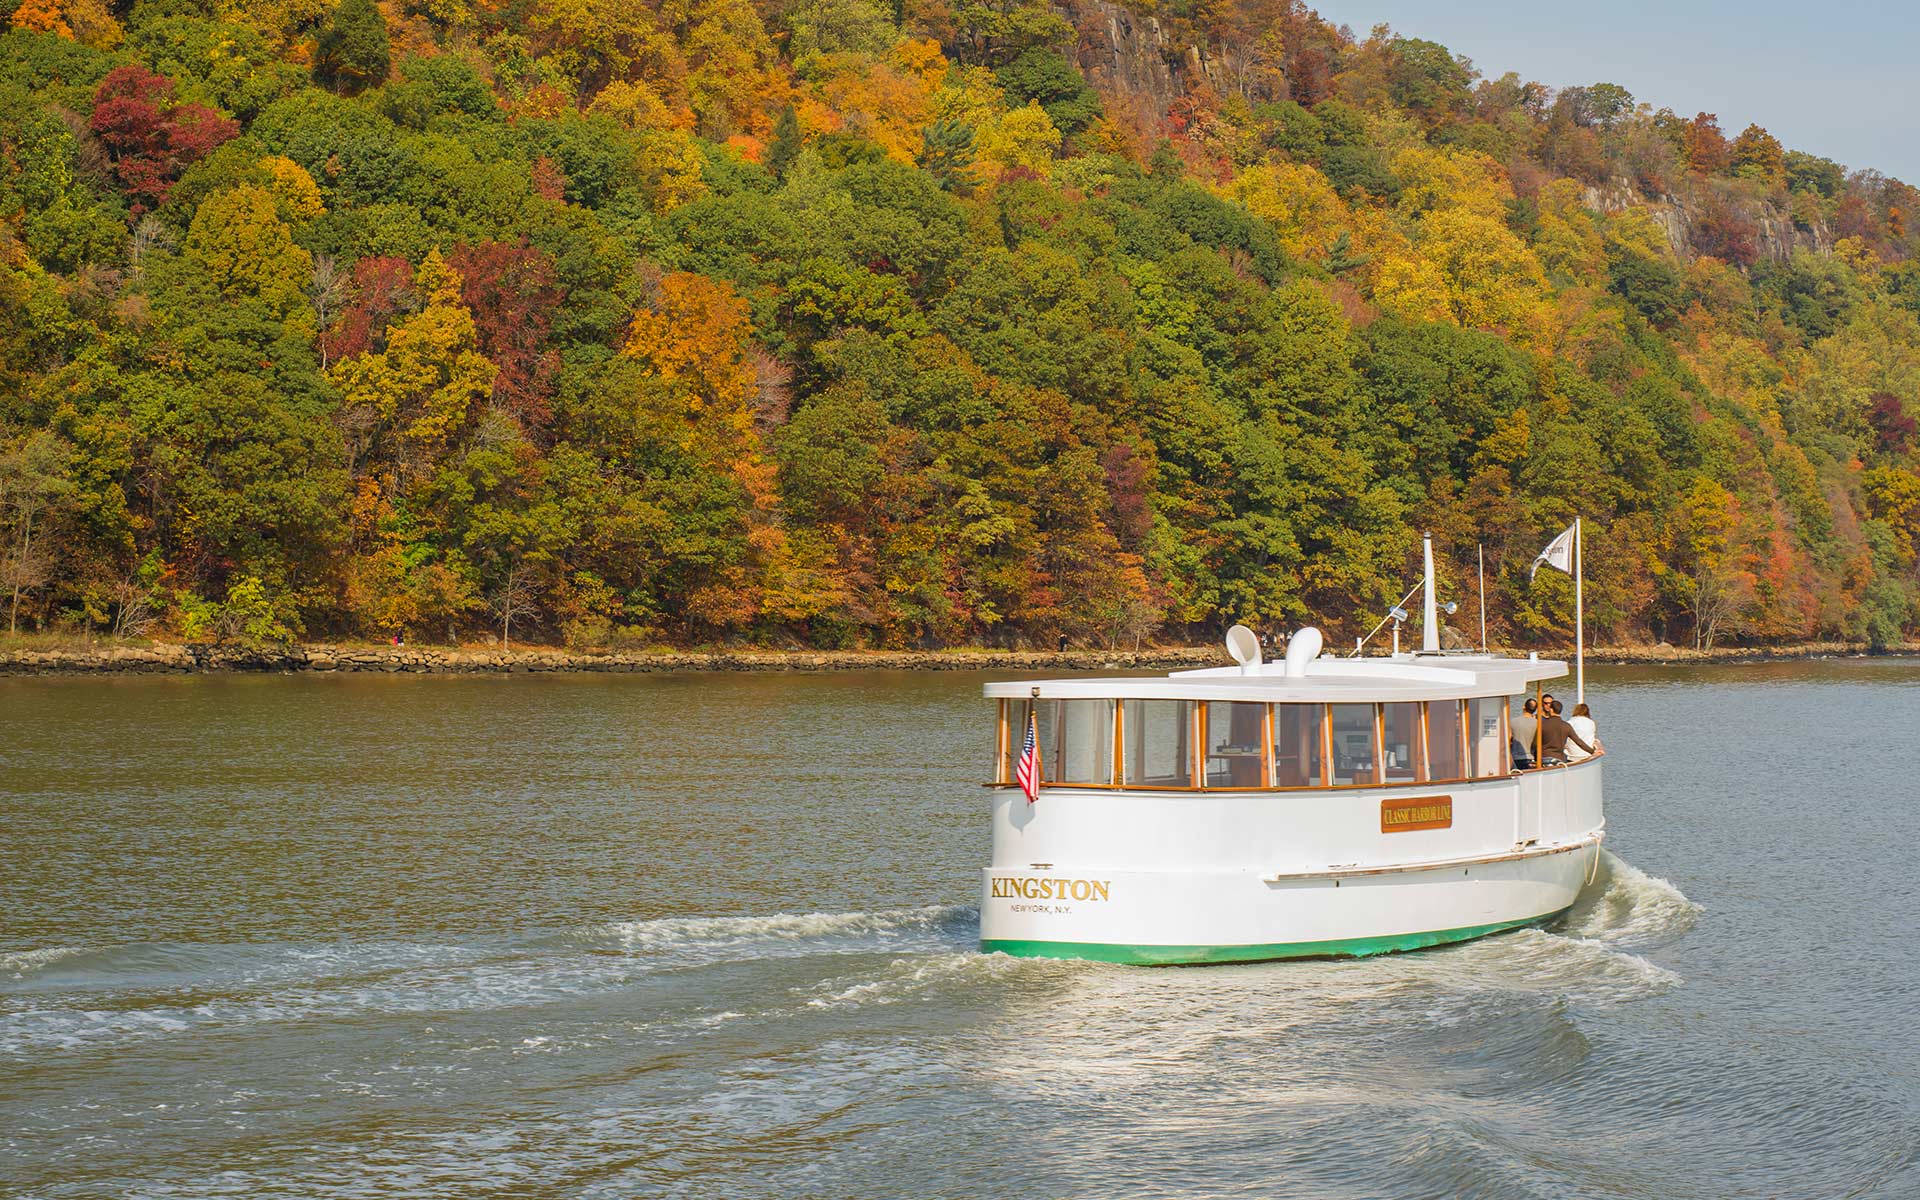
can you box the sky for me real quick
[1307,0,1920,182]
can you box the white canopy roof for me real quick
[981,652,1567,704]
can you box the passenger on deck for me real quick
[1566,702,1601,761]
[1538,699,1595,766]
[1510,697,1539,769]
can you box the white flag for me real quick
[1531,524,1575,580]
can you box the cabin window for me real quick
[1122,699,1195,787]
[1426,700,1466,782]
[1202,702,1267,788]
[999,700,1030,784]
[1329,704,1379,786]
[1035,699,1114,786]
[1469,697,1507,777]
[1381,703,1425,783]
[1272,704,1325,787]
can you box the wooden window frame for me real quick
[1198,700,1273,792]
[995,699,1010,786]
[985,695,1528,791]
[1321,703,1335,787]
[1377,701,1425,786]
[1422,699,1469,785]
[1116,698,1198,790]
[1268,702,1330,789]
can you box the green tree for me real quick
[767,105,803,179]
[994,48,1100,137]
[1387,37,1473,129]
[314,0,390,95]
[917,119,976,193]
[0,428,74,633]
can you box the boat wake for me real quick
[0,905,981,1057]
[1,863,1697,1060]
[1439,850,1699,1004]
[1,945,93,979]
[577,903,974,957]
[1555,851,1701,946]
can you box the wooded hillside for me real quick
[5,0,1919,650]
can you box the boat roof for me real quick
[982,652,1567,703]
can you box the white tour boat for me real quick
[979,538,1604,965]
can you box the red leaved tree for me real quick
[320,256,416,363]
[89,65,238,216]
[1682,112,1730,175]
[450,240,563,430]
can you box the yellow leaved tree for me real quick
[182,185,312,317]
[1220,162,1352,263]
[621,272,781,629]
[1532,178,1605,280]
[10,0,74,38]
[583,80,706,212]
[256,156,326,224]
[329,249,498,468]
[622,271,759,444]
[1369,147,1554,348]
[974,101,1061,182]
[814,50,938,163]
[12,0,122,46]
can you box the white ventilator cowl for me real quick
[1284,627,1323,677]
[1225,624,1261,675]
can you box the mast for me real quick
[1421,532,1439,654]
[1478,543,1487,653]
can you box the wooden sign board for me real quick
[1381,795,1452,832]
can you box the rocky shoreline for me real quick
[0,643,1224,676]
[1,639,1914,677]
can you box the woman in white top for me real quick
[1566,702,1600,761]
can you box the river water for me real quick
[1,661,1915,1198]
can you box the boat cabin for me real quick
[985,649,1579,794]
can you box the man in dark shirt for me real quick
[1538,698,1595,765]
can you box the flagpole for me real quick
[1574,516,1584,705]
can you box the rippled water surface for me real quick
[3,662,1917,1198]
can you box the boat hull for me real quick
[979,762,1603,966]
[981,908,1571,965]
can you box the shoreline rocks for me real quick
[0,643,1224,676]
[0,639,1914,677]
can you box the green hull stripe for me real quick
[980,908,1570,965]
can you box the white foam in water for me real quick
[1422,852,1698,1005]
[590,904,971,953]
[0,906,978,1058]
[802,952,1018,1010]
[1465,928,1683,1003]
[1,946,92,979]
[1557,851,1703,946]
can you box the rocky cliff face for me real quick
[1060,3,1834,269]
[1061,0,1284,131]
[1581,177,1833,264]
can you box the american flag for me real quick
[1015,710,1040,804]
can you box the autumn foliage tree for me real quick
[89,65,239,215]
[3,0,1920,654]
